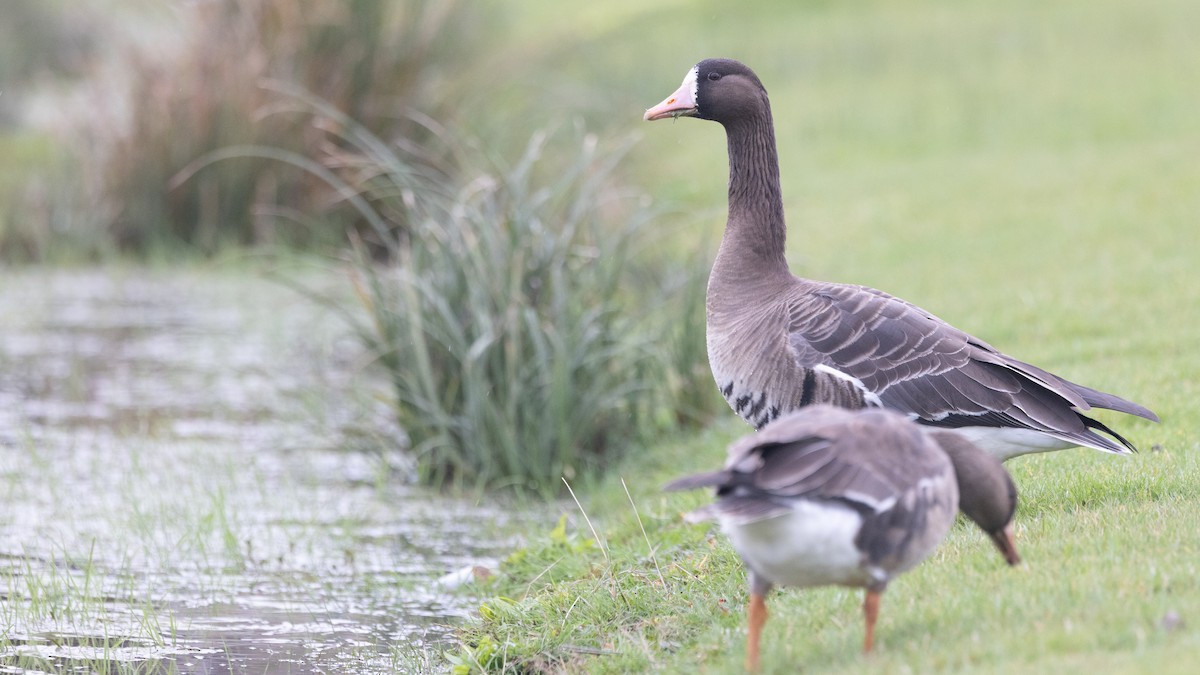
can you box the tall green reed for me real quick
[349,128,668,491]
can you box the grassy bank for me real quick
[449,0,1200,671]
[454,418,1198,673]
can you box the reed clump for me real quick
[328,117,718,491]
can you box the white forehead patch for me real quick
[682,66,699,101]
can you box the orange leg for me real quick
[746,592,768,672]
[863,588,882,653]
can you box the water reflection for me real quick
[0,269,531,673]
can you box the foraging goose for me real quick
[665,405,1020,670]
[644,58,1158,461]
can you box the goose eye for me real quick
[707,72,722,81]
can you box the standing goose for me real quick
[644,58,1158,461]
[665,405,1020,670]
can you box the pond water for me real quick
[0,267,537,673]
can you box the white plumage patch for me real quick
[814,364,883,406]
[721,499,872,589]
[946,426,1075,462]
[842,490,897,514]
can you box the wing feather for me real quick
[784,281,1153,451]
[714,408,950,511]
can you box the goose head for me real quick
[931,431,1022,565]
[644,58,770,125]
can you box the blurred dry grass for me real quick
[106,0,484,254]
[3,0,489,259]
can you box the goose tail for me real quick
[1070,382,1159,422]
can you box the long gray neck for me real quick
[713,109,789,282]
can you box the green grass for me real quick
[449,0,1200,671]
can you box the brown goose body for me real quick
[646,59,1158,460]
[666,405,1020,668]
